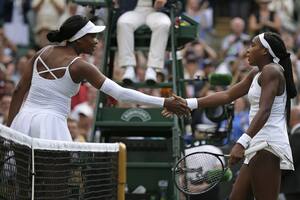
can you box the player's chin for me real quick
[247,58,253,66]
[87,49,94,55]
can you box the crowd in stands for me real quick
[1,0,300,147]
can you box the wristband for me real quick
[237,133,252,149]
[186,98,198,110]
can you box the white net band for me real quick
[0,124,119,152]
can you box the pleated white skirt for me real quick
[11,107,72,141]
[244,141,294,170]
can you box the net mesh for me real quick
[0,125,120,200]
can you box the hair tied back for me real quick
[47,30,63,43]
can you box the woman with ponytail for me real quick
[164,32,297,200]
[6,15,189,141]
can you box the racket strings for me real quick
[174,152,225,194]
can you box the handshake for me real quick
[162,94,197,118]
[161,73,232,118]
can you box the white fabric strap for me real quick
[237,133,252,149]
[100,78,165,107]
[186,98,198,110]
[258,33,280,64]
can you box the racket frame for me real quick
[173,141,269,195]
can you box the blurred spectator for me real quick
[230,53,252,85]
[221,17,250,60]
[3,79,15,95]
[195,59,216,98]
[185,40,217,69]
[248,0,281,35]
[295,0,300,28]
[0,93,12,125]
[71,84,97,140]
[58,0,78,26]
[32,0,65,48]
[0,27,17,56]
[0,63,5,97]
[215,57,235,75]
[281,106,300,200]
[117,0,171,85]
[281,31,299,88]
[185,0,213,40]
[295,50,300,95]
[229,97,249,143]
[229,0,251,23]
[268,0,296,33]
[67,117,85,142]
[75,104,93,141]
[1,0,31,47]
[184,53,203,80]
[191,89,218,131]
[183,53,204,98]
[11,56,28,84]
[71,82,89,110]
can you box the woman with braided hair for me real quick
[164,32,297,200]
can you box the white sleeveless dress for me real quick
[11,46,81,141]
[244,72,294,170]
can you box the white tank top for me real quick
[23,46,81,117]
[248,72,287,142]
[246,72,294,169]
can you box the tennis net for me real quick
[0,124,126,200]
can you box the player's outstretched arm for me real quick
[72,60,190,117]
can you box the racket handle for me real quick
[244,141,268,155]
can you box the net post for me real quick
[118,143,127,200]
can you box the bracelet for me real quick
[237,133,252,149]
[186,98,198,110]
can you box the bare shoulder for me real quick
[72,58,99,72]
[260,63,283,82]
[261,63,282,77]
[69,58,100,83]
[68,58,89,83]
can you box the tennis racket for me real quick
[173,141,269,195]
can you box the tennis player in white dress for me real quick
[7,15,189,141]
[163,32,297,200]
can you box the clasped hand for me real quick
[162,94,191,118]
[228,143,245,167]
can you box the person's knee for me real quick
[155,19,171,30]
[117,17,135,29]
[147,15,171,30]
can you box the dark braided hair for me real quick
[47,15,89,43]
[264,32,297,124]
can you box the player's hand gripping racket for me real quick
[173,141,268,195]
